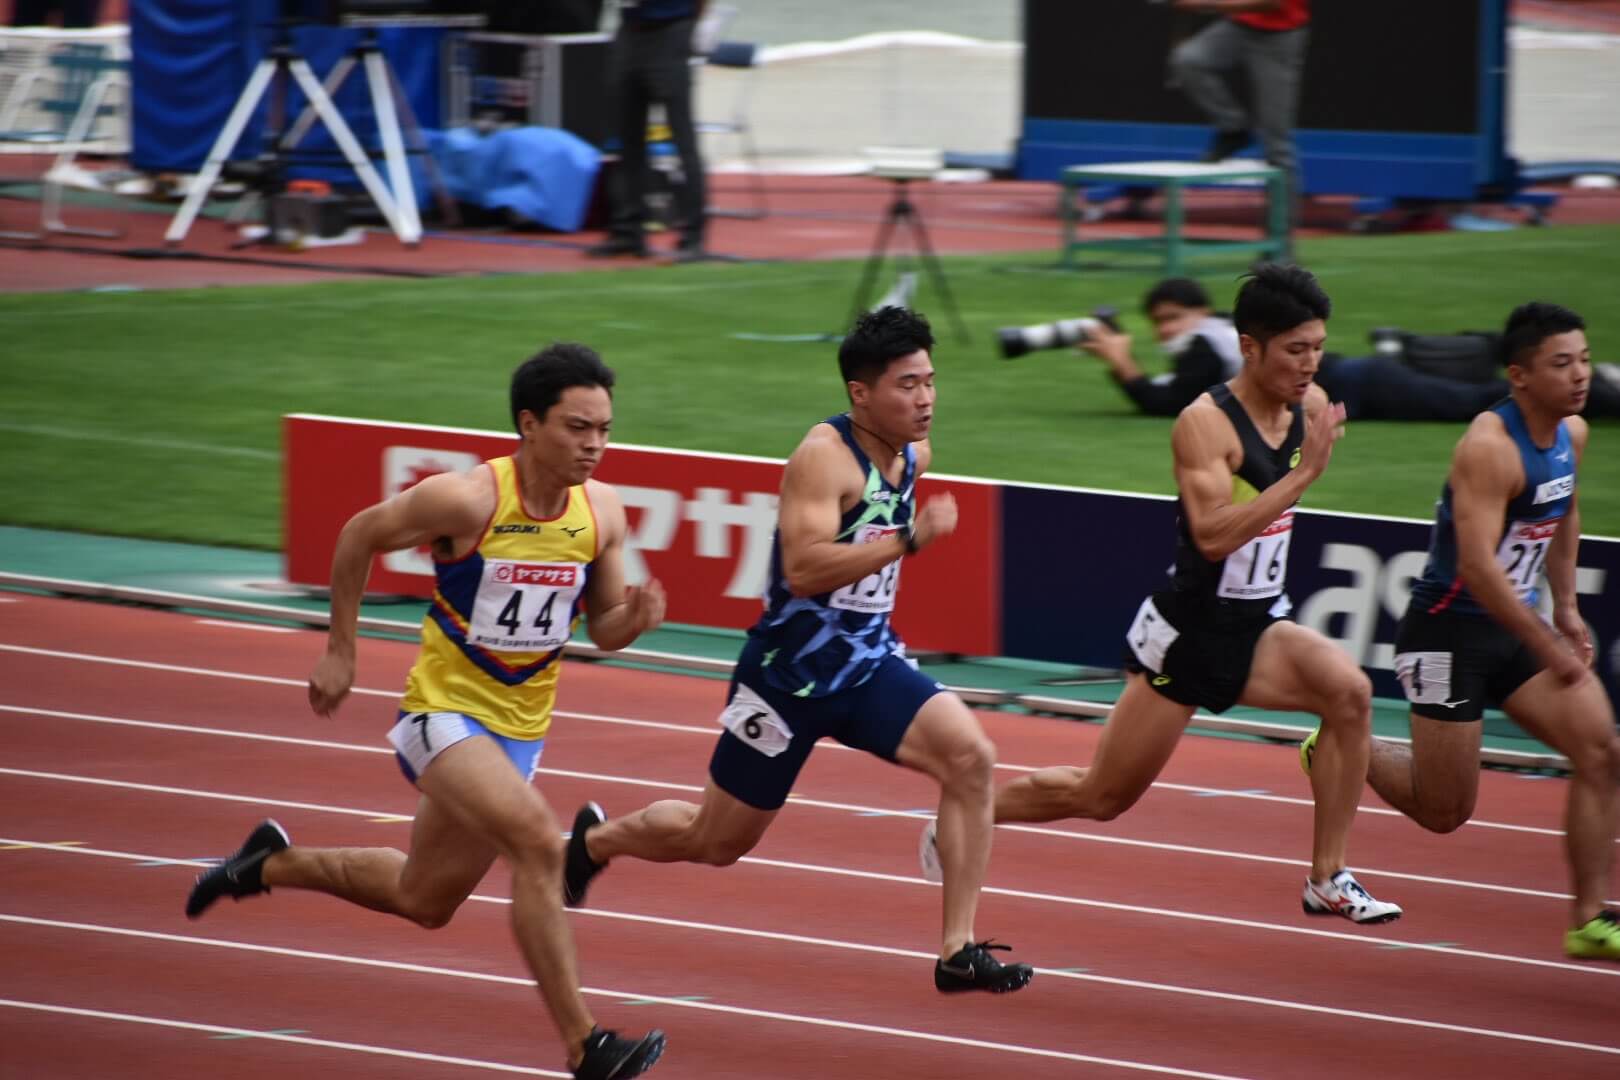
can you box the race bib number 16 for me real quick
[467,560,583,652]
[1218,510,1291,600]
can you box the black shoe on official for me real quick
[586,234,649,258]
[1200,128,1252,163]
[934,939,1035,994]
[573,1026,666,1080]
[563,802,607,908]
[185,819,290,919]
[671,234,708,264]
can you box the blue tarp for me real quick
[426,127,600,232]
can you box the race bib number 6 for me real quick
[719,683,794,757]
[467,560,584,652]
[829,523,903,613]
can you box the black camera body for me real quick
[998,306,1121,359]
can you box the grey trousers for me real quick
[1170,20,1309,179]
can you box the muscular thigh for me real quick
[415,735,562,858]
[893,687,984,780]
[1503,669,1618,760]
[1084,674,1197,804]
[1407,713,1485,813]
[1239,620,1364,714]
[398,793,500,907]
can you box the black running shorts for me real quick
[1392,606,1542,722]
[1122,589,1287,715]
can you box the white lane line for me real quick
[0,998,569,1076]
[2,832,1615,981]
[0,917,1257,1080]
[0,642,1574,840]
[5,912,1617,1062]
[195,619,299,634]
[1,703,1602,906]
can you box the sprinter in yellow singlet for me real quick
[185,344,668,1080]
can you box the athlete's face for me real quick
[519,384,613,485]
[852,349,936,444]
[1511,329,1590,418]
[1242,319,1326,404]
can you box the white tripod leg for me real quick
[364,49,421,241]
[164,58,278,246]
[285,57,416,244]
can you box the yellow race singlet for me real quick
[400,455,598,739]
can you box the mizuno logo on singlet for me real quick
[492,524,542,534]
[1534,475,1574,504]
[561,525,588,538]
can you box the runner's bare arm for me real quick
[1546,416,1592,664]
[580,480,665,651]
[1172,396,1324,561]
[310,468,492,715]
[779,427,911,596]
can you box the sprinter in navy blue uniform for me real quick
[560,307,1034,994]
[1350,302,1620,960]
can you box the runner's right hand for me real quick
[912,493,958,551]
[308,650,356,716]
[1296,401,1347,481]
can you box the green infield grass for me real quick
[3,224,1616,548]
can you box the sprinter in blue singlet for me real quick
[1368,302,1620,961]
[559,307,1035,994]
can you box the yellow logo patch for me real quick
[1152,675,1171,686]
[1289,448,1302,469]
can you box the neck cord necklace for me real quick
[847,415,903,458]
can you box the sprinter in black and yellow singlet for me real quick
[989,264,1402,925]
[185,345,669,1080]
[1358,302,1620,960]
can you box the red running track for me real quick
[2,593,1617,1079]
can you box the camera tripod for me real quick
[163,20,423,248]
[847,176,970,342]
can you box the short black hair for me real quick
[1232,263,1331,344]
[1500,301,1585,369]
[1143,277,1212,313]
[509,343,615,433]
[838,306,936,386]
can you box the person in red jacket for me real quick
[1170,1,1310,201]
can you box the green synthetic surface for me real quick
[3,225,1618,549]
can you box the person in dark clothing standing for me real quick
[588,0,709,262]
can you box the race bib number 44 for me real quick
[1218,510,1292,600]
[829,524,903,614]
[467,560,584,652]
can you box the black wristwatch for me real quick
[903,525,921,555]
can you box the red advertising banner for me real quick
[283,414,1000,655]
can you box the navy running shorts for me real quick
[1392,606,1542,722]
[708,635,947,811]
